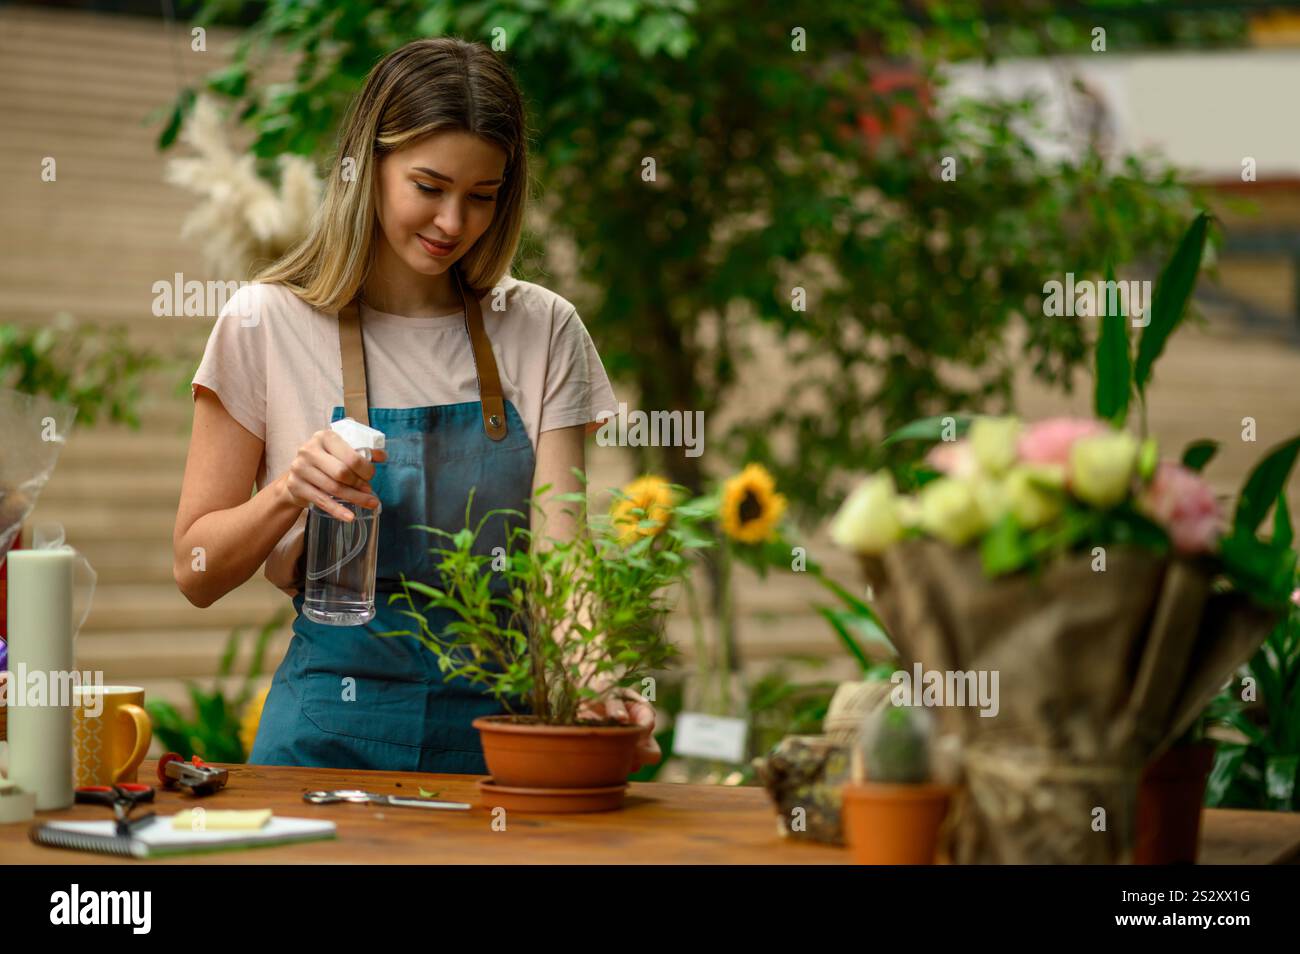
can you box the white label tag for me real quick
[673,712,748,762]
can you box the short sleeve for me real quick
[538,306,619,436]
[190,283,268,441]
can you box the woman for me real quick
[173,37,659,774]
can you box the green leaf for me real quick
[1134,211,1210,395]
[1093,263,1131,425]
[1234,434,1300,536]
[882,414,971,447]
[1274,488,1294,550]
[1205,744,1245,807]
[1181,439,1219,472]
[1219,530,1297,607]
[980,515,1030,577]
[813,605,871,673]
[1264,754,1299,810]
[158,87,196,150]
[418,788,442,798]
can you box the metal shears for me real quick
[302,789,471,811]
[75,783,157,835]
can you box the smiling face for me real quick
[372,129,507,283]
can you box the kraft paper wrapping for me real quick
[860,540,1278,864]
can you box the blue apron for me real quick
[250,266,534,773]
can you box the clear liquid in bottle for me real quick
[302,419,385,626]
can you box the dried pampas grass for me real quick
[165,94,322,278]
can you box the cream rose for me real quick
[1069,431,1139,508]
[829,473,904,555]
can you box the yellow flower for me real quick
[720,464,787,544]
[239,685,271,758]
[611,475,676,545]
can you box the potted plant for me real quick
[383,475,712,812]
[841,703,951,864]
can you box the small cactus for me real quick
[857,703,933,784]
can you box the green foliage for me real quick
[1088,211,1210,431]
[380,476,712,725]
[1181,439,1219,472]
[146,608,287,762]
[1093,263,1131,426]
[882,415,972,448]
[168,0,1201,522]
[1207,546,1300,809]
[1133,210,1211,408]
[806,567,896,677]
[0,315,163,429]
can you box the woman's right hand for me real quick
[281,428,387,521]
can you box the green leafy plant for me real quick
[379,473,713,726]
[0,314,163,429]
[146,608,287,762]
[1206,493,1300,811]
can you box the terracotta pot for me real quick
[841,781,952,865]
[1135,741,1215,865]
[472,715,644,789]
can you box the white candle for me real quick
[6,548,75,809]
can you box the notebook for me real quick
[30,815,337,858]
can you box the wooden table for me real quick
[3,759,1298,864]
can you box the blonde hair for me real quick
[254,37,530,310]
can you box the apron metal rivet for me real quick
[489,414,501,427]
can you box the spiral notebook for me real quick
[30,815,337,858]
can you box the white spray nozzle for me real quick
[331,417,386,453]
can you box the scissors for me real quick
[302,789,471,811]
[75,783,157,835]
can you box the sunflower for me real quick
[239,685,271,758]
[720,463,787,544]
[611,475,676,545]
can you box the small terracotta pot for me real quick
[472,715,644,789]
[841,781,952,865]
[1135,741,1215,865]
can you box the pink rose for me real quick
[925,440,978,478]
[1017,417,1108,469]
[1140,462,1223,555]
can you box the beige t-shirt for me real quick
[190,275,618,596]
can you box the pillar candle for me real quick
[5,547,75,809]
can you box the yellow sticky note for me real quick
[171,808,273,831]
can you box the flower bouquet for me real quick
[828,212,1298,862]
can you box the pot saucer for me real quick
[477,777,628,813]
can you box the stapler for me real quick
[157,753,229,796]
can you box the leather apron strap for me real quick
[337,266,509,441]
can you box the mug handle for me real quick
[112,704,153,783]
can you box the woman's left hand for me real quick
[577,685,662,770]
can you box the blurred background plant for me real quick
[0,313,164,429]
[1206,528,1300,811]
[146,607,287,762]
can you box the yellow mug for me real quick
[72,685,153,786]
